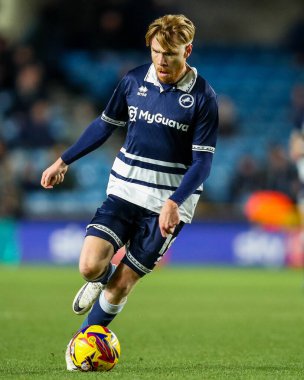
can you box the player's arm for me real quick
[159,152,214,237]
[60,75,129,166]
[40,116,116,189]
[159,95,218,237]
[60,116,117,165]
[41,77,129,189]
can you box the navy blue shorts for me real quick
[86,195,184,276]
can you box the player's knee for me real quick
[79,236,114,281]
[79,263,96,281]
[79,260,107,281]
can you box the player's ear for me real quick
[184,44,193,58]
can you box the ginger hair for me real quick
[145,14,195,51]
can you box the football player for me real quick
[41,14,218,370]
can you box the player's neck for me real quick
[171,65,190,86]
[175,64,190,84]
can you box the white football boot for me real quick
[65,339,78,371]
[72,264,117,315]
[72,282,104,315]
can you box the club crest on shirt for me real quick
[179,94,194,108]
[137,86,148,97]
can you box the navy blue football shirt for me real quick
[62,63,218,222]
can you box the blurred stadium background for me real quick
[0,0,304,268]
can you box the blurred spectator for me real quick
[0,35,14,119]
[289,82,304,253]
[261,144,299,201]
[31,0,178,51]
[0,139,22,217]
[218,95,239,137]
[19,161,43,192]
[11,44,37,71]
[289,83,304,187]
[24,0,65,74]
[0,138,21,263]
[11,62,46,115]
[19,143,76,192]
[285,15,304,66]
[19,99,56,148]
[93,2,126,50]
[289,84,304,187]
[229,155,263,203]
[0,35,13,89]
[119,0,179,50]
[290,83,304,131]
[69,98,98,140]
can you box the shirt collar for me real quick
[144,63,197,93]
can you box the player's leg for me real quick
[65,264,136,372]
[105,261,141,303]
[72,195,134,315]
[81,209,185,328]
[81,262,141,327]
[72,235,117,315]
[66,206,183,371]
[65,263,136,372]
[79,235,114,281]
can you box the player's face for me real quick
[151,37,192,84]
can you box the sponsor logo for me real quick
[179,94,194,108]
[128,106,189,132]
[137,85,148,97]
[49,224,84,263]
[233,229,285,266]
[128,106,138,122]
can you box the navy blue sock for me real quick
[81,291,126,328]
[86,300,116,327]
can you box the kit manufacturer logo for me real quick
[137,86,148,97]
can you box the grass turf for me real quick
[0,266,304,379]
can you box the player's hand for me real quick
[159,199,180,238]
[41,158,69,189]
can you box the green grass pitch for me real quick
[1,265,304,379]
